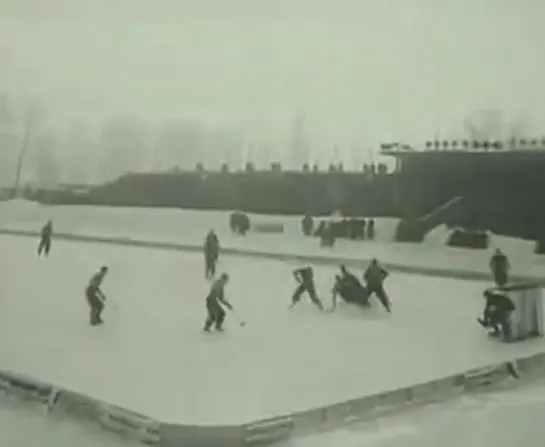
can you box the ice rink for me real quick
[2,234,545,429]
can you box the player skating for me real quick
[289,266,323,311]
[37,220,53,257]
[204,230,220,279]
[331,265,370,311]
[363,259,391,312]
[86,266,109,326]
[204,273,233,332]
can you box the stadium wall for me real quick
[393,152,545,240]
[20,170,398,218]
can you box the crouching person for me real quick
[478,288,515,340]
[331,265,370,311]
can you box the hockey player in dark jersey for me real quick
[37,220,53,257]
[339,265,367,298]
[478,288,515,338]
[331,275,352,311]
[289,266,323,310]
[204,273,233,332]
[489,249,510,287]
[363,259,391,312]
[86,266,108,326]
[331,265,370,311]
[204,230,220,279]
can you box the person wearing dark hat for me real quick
[86,266,109,326]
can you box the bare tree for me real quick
[505,111,531,143]
[154,119,204,170]
[32,130,60,188]
[289,110,309,169]
[13,98,44,193]
[0,92,15,136]
[463,109,505,140]
[0,93,18,185]
[98,115,151,180]
[463,109,530,144]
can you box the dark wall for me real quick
[395,152,545,240]
[82,171,398,217]
[24,151,545,242]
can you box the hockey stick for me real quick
[100,294,118,313]
[229,308,246,327]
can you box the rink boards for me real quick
[2,353,545,446]
[2,227,545,446]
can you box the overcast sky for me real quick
[1,0,544,149]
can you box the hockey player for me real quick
[331,265,370,311]
[331,274,367,310]
[290,266,323,310]
[490,249,510,287]
[204,230,220,279]
[86,266,109,326]
[478,288,515,339]
[363,258,391,312]
[204,273,232,332]
[37,220,53,257]
[331,275,346,310]
[339,265,363,291]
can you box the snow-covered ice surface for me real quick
[1,200,545,278]
[3,202,545,446]
[0,400,139,447]
[2,235,545,427]
[0,200,343,239]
